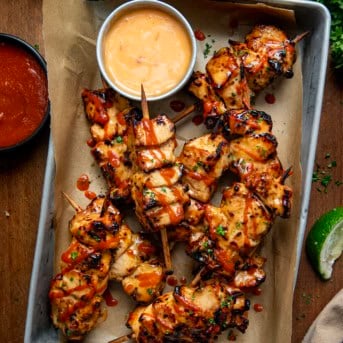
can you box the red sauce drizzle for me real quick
[86,138,96,147]
[108,150,121,168]
[180,276,187,285]
[103,288,119,307]
[85,91,109,125]
[85,190,97,200]
[160,168,177,184]
[194,29,206,41]
[167,275,178,286]
[252,287,262,296]
[265,93,276,104]
[76,174,90,191]
[116,111,126,126]
[192,114,204,126]
[142,118,158,145]
[0,41,48,148]
[254,303,264,312]
[138,242,156,255]
[170,100,186,112]
[227,330,237,341]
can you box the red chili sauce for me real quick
[77,174,90,191]
[265,93,276,104]
[0,41,48,148]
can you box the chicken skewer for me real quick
[110,279,250,343]
[189,25,308,129]
[128,86,190,272]
[171,107,292,287]
[82,88,197,207]
[49,193,165,340]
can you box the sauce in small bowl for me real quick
[97,0,196,101]
[0,34,49,152]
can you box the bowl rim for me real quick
[96,0,197,102]
[0,33,50,153]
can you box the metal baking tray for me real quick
[24,0,330,342]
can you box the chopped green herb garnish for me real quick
[321,175,332,187]
[33,44,40,51]
[70,251,78,260]
[202,241,209,249]
[203,43,212,58]
[147,288,153,295]
[312,171,320,183]
[116,136,123,143]
[327,160,337,168]
[335,180,343,186]
[256,145,267,158]
[208,318,215,324]
[216,225,225,236]
[161,187,167,193]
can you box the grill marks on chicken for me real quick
[49,196,165,340]
[129,114,189,232]
[224,109,292,217]
[126,280,250,343]
[189,25,300,129]
[82,88,141,204]
[232,25,297,92]
[179,133,231,203]
[186,183,271,281]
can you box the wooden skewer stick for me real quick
[108,333,133,343]
[62,191,82,212]
[140,84,173,273]
[292,31,310,44]
[172,103,198,124]
[190,266,205,287]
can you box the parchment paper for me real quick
[43,1,302,342]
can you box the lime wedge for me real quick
[306,207,343,280]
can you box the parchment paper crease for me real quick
[43,1,302,342]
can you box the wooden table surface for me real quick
[0,1,342,342]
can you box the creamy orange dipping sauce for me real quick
[103,8,192,98]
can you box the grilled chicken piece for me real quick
[188,71,227,129]
[135,138,177,172]
[82,88,141,204]
[49,243,111,340]
[231,25,297,92]
[127,280,250,342]
[109,231,165,303]
[68,196,123,249]
[134,165,183,189]
[128,114,189,232]
[179,133,230,203]
[91,140,133,203]
[206,47,252,110]
[50,196,166,339]
[189,25,302,129]
[224,109,292,217]
[122,262,165,303]
[132,115,175,147]
[186,183,272,278]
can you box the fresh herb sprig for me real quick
[316,0,343,70]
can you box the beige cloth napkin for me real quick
[303,289,343,343]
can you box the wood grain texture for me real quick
[0,2,341,343]
[0,1,49,342]
[292,66,343,342]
